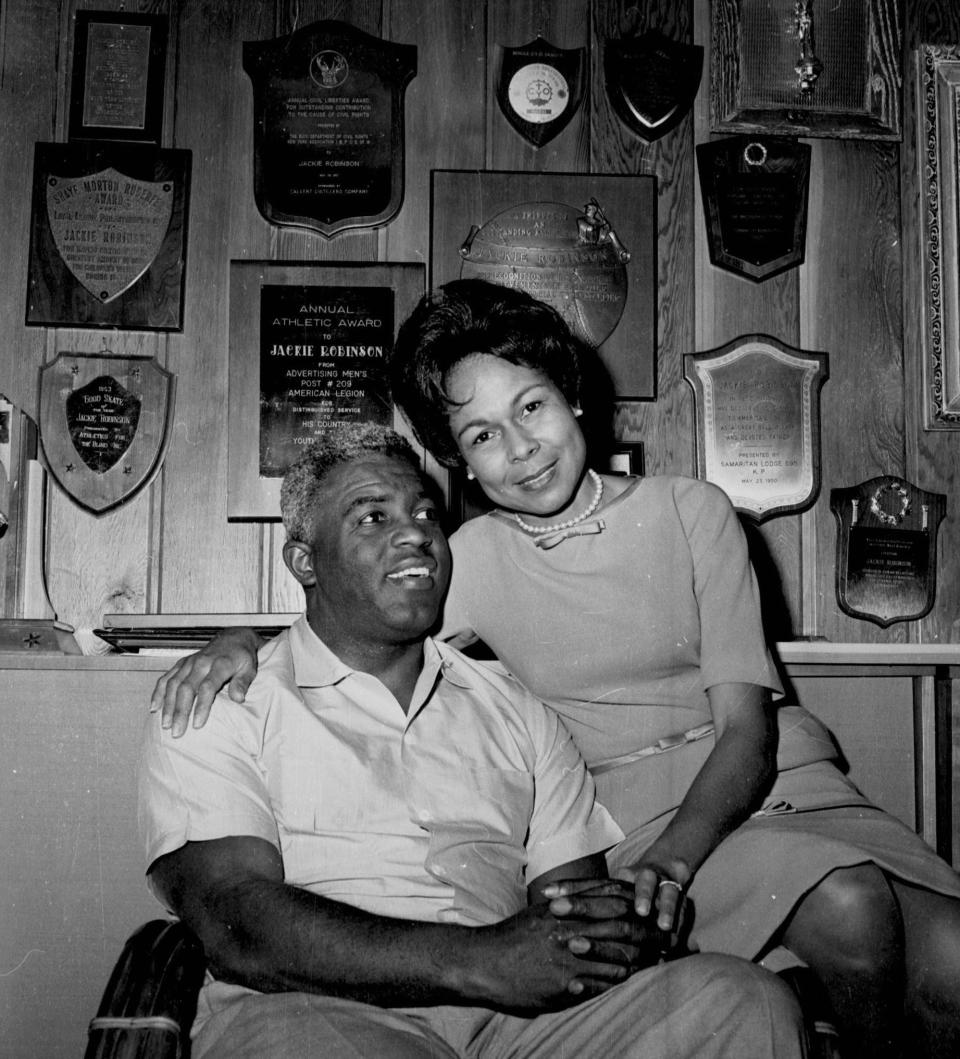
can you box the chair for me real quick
[84,920,206,1059]
[87,920,843,1058]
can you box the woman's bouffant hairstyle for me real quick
[280,421,421,541]
[391,279,586,468]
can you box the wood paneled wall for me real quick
[1,0,959,646]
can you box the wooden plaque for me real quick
[831,476,946,627]
[431,170,657,399]
[228,262,425,519]
[684,334,827,521]
[26,142,190,332]
[38,353,175,514]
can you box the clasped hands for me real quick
[481,875,690,1013]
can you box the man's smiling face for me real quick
[290,454,450,651]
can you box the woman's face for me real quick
[444,354,587,518]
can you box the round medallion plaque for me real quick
[459,200,628,348]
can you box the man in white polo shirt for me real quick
[139,423,805,1058]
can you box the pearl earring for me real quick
[466,469,475,481]
[573,407,583,418]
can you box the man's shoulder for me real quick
[433,639,554,727]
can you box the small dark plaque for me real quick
[697,135,810,282]
[684,334,827,521]
[243,19,416,237]
[604,30,703,143]
[831,476,946,627]
[66,374,140,473]
[228,262,424,519]
[68,11,167,144]
[26,142,190,331]
[38,353,175,514]
[496,36,586,148]
[259,284,394,477]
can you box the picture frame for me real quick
[710,0,902,140]
[68,10,167,144]
[607,443,645,477]
[918,44,960,429]
[227,261,424,519]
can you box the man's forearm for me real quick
[186,875,486,1007]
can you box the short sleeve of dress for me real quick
[674,479,782,696]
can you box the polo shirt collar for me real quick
[288,613,472,692]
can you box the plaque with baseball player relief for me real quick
[243,19,416,237]
[496,36,586,148]
[831,476,946,627]
[26,142,190,330]
[37,353,175,514]
[684,334,828,521]
[432,170,656,399]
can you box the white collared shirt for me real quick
[139,616,622,926]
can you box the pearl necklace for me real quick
[514,469,604,536]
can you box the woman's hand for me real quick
[619,853,692,934]
[149,627,263,737]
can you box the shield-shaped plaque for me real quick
[26,142,190,331]
[496,36,586,148]
[38,354,175,514]
[684,335,828,521]
[697,136,811,282]
[45,168,172,303]
[459,198,629,350]
[831,476,946,628]
[243,20,416,237]
[604,30,703,143]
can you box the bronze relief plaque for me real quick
[831,476,946,627]
[684,334,828,520]
[460,199,628,350]
[243,19,416,237]
[432,170,657,398]
[38,353,175,514]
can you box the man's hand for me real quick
[467,895,655,1012]
[149,628,262,737]
[543,875,690,959]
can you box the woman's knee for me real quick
[785,865,902,973]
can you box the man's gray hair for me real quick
[280,422,422,541]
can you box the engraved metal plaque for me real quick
[496,36,586,148]
[604,30,703,143]
[831,476,945,627]
[45,167,173,303]
[68,11,167,143]
[38,354,175,514]
[243,19,416,237]
[432,170,656,399]
[460,198,629,349]
[259,284,394,477]
[684,334,828,521]
[697,135,810,282]
[27,142,190,331]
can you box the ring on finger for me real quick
[657,878,684,894]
